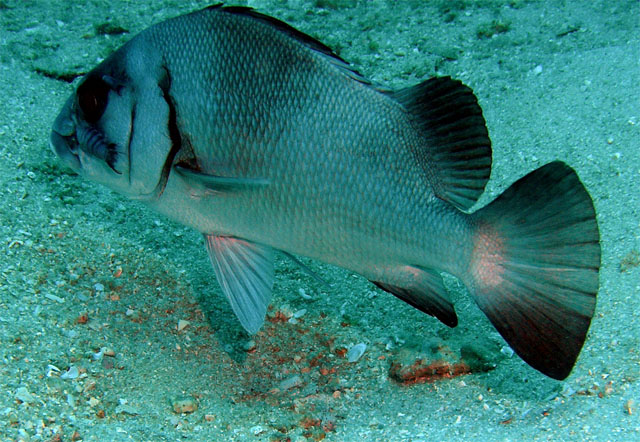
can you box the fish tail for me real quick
[467,161,600,379]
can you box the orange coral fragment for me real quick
[389,359,471,385]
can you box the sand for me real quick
[0,0,638,440]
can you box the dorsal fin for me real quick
[208,4,370,85]
[394,77,492,211]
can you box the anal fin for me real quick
[372,266,457,327]
[204,235,275,334]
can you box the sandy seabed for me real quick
[0,0,638,441]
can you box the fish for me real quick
[50,5,600,380]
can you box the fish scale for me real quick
[155,14,431,269]
[50,5,600,380]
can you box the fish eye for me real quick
[77,74,111,124]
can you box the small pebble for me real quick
[172,397,198,414]
[102,357,114,370]
[604,382,614,396]
[243,340,256,352]
[251,425,266,435]
[94,283,104,292]
[278,375,303,391]
[177,319,190,331]
[384,337,395,351]
[116,404,141,416]
[500,346,514,357]
[44,293,65,303]
[624,399,635,415]
[15,387,35,404]
[346,343,367,363]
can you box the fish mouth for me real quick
[50,97,81,171]
[50,128,81,171]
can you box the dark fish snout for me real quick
[50,129,81,170]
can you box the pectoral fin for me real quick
[204,235,275,334]
[175,164,269,192]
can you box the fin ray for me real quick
[394,76,492,211]
[204,235,275,334]
[468,161,600,379]
[372,266,458,328]
[175,164,269,192]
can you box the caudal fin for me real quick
[468,161,600,379]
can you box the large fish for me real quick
[50,5,600,380]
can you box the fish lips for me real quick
[50,96,81,171]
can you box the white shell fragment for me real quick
[346,342,367,363]
[288,309,307,324]
[60,366,79,380]
[44,293,65,303]
[46,364,61,377]
[500,346,514,357]
[15,387,35,404]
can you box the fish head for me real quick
[50,37,174,200]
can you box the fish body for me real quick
[51,6,600,380]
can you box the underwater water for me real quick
[0,0,638,440]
